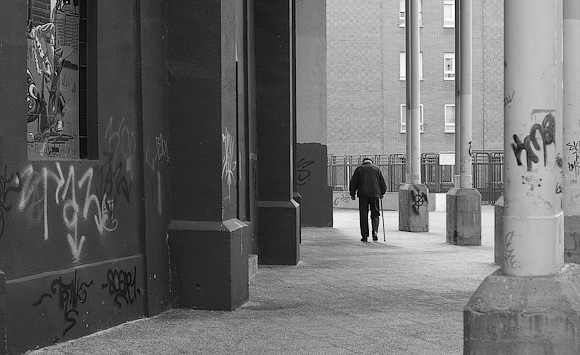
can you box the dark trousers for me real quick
[358,195,381,238]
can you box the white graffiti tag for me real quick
[222,128,237,199]
[18,162,118,262]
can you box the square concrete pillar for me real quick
[399,184,429,232]
[169,220,248,310]
[255,0,300,264]
[446,188,481,246]
[465,264,580,354]
[167,1,249,310]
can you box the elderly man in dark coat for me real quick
[349,157,387,242]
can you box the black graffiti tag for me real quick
[511,113,555,172]
[296,158,314,186]
[410,186,427,215]
[32,271,94,336]
[102,266,140,309]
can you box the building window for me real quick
[399,0,423,27]
[27,0,96,160]
[400,52,423,80]
[444,52,455,80]
[445,104,455,133]
[444,0,455,28]
[400,104,424,133]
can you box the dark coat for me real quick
[349,161,387,198]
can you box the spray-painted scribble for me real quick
[333,192,352,206]
[504,90,515,107]
[18,163,121,262]
[27,1,80,159]
[105,118,137,180]
[145,133,169,171]
[504,231,522,269]
[102,266,140,309]
[145,133,170,215]
[511,112,555,171]
[0,164,21,239]
[297,158,314,186]
[32,271,94,336]
[410,185,427,215]
[222,128,237,199]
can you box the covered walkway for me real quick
[30,208,497,355]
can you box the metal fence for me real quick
[327,151,504,205]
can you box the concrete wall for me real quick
[0,1,172,352]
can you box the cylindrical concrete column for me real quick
[503,0,563,276]
[563,0,580,262]
[459,0,472,189]
[405,0,412,184]
[409,0,421,185]
[454,0,461,187]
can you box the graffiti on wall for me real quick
[145,133,169,215]
[297,158,314,186]
[511,111,555,172]
[222,128,237,200]
[102,266,140,309]
[16,159,134,262]
[32,266,141,336]
[410,185,427,215]
[0,164,20,239]
[27,0,80,159]
[32,270,94,336]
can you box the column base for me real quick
[398,183,429,232]
[446,188,482,246]
[464,264,580,354]
[564,215,580,263]
[257,200,300,265]
[168,219,249,311]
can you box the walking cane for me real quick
[381,197,386,242]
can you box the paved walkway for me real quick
[28,207,498,355]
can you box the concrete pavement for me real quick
[27,207,498,355]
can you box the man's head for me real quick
[362,157,373,164]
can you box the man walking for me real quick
[349,157,387,242]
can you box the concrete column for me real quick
[465,1,580,353]
[255,0,300,265]
[167,1,249,311]
[399,0,429,232]
[296,0,332,227]
[563,0,580,263]
[446,0,482,246]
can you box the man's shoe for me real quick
[361,237,368,242]
[372,235,378,241]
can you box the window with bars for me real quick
[26,0,97,160]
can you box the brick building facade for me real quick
[327,0,504,156]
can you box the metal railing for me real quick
[327,151,504,204]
